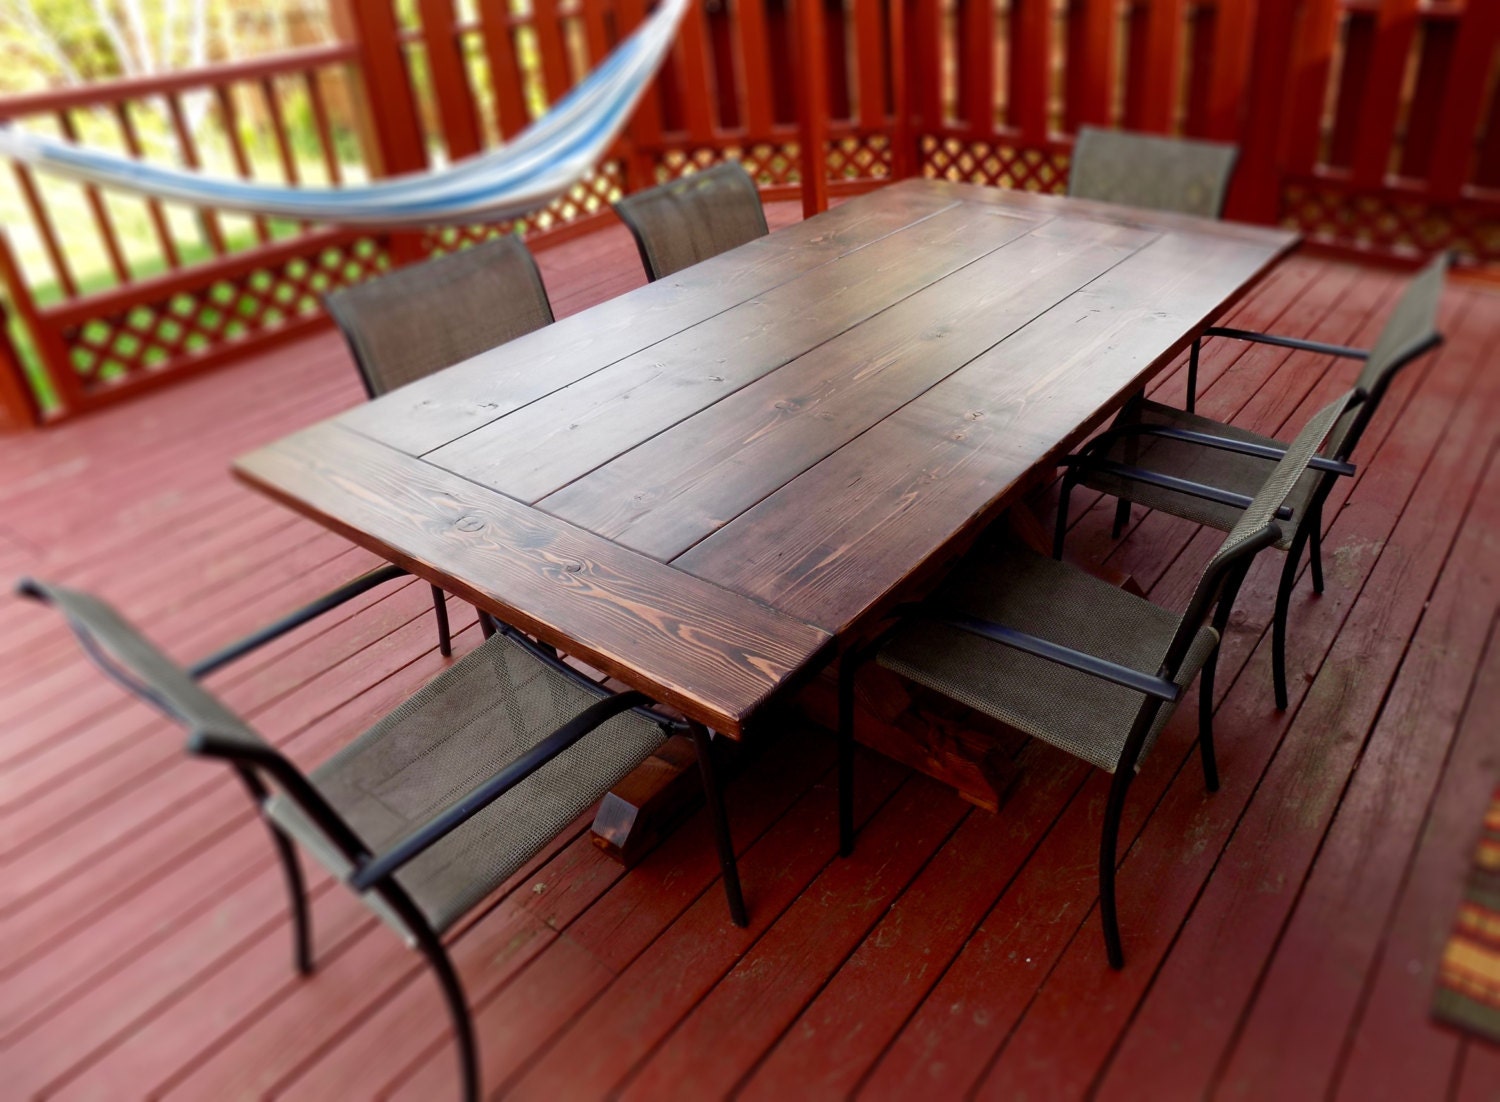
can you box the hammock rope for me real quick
[0,0,688,228]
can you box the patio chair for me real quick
[17,576,746,1102]
[1068,126,1239,221]
[837,390,1354,968]
[613,161,770,281]
[1055,252,1448,709]
[324,235,556,657]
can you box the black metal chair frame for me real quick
[836,521,1284,969]
[1060,324,1442,709]
[17,576,747,1102]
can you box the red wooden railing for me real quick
[1,0,1497,430]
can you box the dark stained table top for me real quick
[236,179,1299,735]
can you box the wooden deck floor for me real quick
[3,202,1499,1100]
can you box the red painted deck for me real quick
[3,202,1499,1100]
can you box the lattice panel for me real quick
[920,135,1070,193]
[653,135,892,188]
[1281,183,1500,265]
[421,161,627,256]
[63,237,389,392]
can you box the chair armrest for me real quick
[1059,457,1296,521]
[1203,327,1369,361]
[349,689,652,892]
[891,605,1181,702]
[1102,424,1358,477]
[187,563,410,679]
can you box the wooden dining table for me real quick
[236,178,1298,835]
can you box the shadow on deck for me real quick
[2,202,1498,1099]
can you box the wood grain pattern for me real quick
[543,217,1155,560]
[675,221,1295,632]
[339,187,961,456]
[233,423,831,735]
[426,202,1044,503]
[245,182,1295,740]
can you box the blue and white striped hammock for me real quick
[0,0,688,228]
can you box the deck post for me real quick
[794,0,831,216]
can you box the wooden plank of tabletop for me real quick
[899,177,1300,246]
[338,185,964,457]
[542,216,1158,560]
[425,201,1046,503]
[675,225,1297,634]
[233,423,833,736]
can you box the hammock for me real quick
[0,0,688,228]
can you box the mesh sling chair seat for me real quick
[322,235,557,658]
[18,578,747,1102]
[838,390,1355,969]
[612,161,770,281]
[1057,252,1449,709]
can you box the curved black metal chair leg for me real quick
[266,824,314,975]
[1308,513,1326,595]
[431,585,452,657]
[1099,768,1134,970]
[837,655,858,857]
[690,722,748,927]
[414,929,479,1102]
[1053,475,1076,560]
[1197,650,1220,793]
[1272,529,1310,712]
[1186,337,1201,413]
[1112,498,1131,539]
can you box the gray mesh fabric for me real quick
[878,545,1219,773]
[1203,390,1353,572]
[266,631,666,937]
[1078,399,1318,549]
[1068,127,1239,218]
[22,580,264,750]
[324,235,554,397]
[1331,251,1449,456]
[613,161,770,281]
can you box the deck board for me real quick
[2,203,1497,1099]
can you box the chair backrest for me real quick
[1068,127,1239,218]
[1165,389,1359,673]
[15,578,370,863]
[325,235,554,398]
[1325,251,1449,461]
[613,161,770,281]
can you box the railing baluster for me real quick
[165,91,229,255]
[960,0,995,136]
[1065,0,1115,132]
[477,0,533,138]
[56,110,131,283]
[112,101,182,268]
[1282,0,1343,174]
[1010,0,1049,142]
[303,70,344,184]
[11,163,79,298]
[852,0,885,131]
[418,0,484,159]
[1427,1,1500,201]
[1351,0,1423,187]
[737,0,776,139]
[214,84,272,242]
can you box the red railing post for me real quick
[794,0,832,215]
[1223,0,1299,224]
[0,296,41,432]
